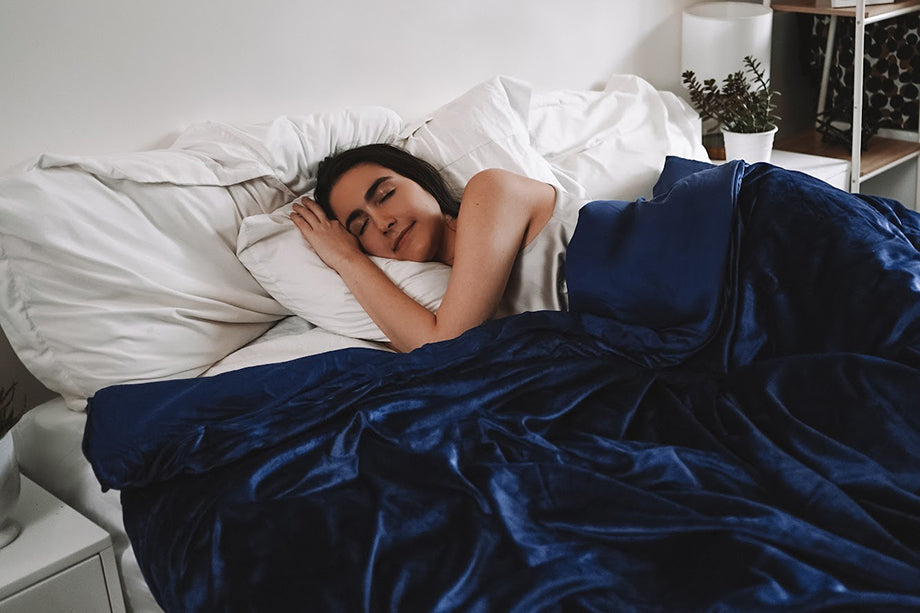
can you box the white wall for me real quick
[0,0,699,172]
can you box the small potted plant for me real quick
[0,384,23,549]
[682,55,780,163]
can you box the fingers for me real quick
[292,196,323,216]
[289,211,310,235]
[289,196,328,229]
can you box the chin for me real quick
[399,238,438,263]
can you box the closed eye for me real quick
[378,188,395,204]
[347,214,369,237]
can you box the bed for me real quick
[4,72,920,612]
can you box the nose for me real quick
[368,210,396,234]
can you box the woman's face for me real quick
[327,162,448,262]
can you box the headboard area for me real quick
[0,0,705,406]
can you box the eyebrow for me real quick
[364,176,390,203]
[344,176,391,232]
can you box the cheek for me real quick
[404,219,440,261]
[358,232,390,257]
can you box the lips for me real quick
[392,222,414,253]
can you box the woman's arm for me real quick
[292,169,555,352]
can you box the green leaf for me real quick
[682,55,780,134]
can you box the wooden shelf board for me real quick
[769,0,920,21]
[775,130,920,179]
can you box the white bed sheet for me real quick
[204,315,391,376]
[11,318,386,612]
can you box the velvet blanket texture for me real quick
[84,158,920,612]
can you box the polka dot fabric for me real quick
[806,13,919,133]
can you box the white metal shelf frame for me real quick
[764,0,920,201]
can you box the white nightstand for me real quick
[0,477,126,613]
[770,150,850,191]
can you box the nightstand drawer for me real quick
[0,555,112,613]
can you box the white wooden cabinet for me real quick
[0,477,126,613]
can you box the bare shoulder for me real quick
[464,168,551,197]
[461,169,555,220]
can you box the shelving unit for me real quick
[765,0,920,203]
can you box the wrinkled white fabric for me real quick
[528,74,709,201]
[0,107,400,409]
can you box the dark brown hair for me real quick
[314,144,460,218]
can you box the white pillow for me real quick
[528,74,709,201]
[187,106,403,196]
[0,107,400,410]
[398,75,561,193]
[237,202,451,342]
[236,76,563,342]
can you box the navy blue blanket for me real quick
[84,159,920,612]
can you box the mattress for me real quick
[11,317,387,612]
[12,396,159,612]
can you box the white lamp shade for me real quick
[681,2,773,82]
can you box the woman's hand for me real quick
[290,197,364,270]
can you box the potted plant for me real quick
[0,384,23,549]
[682,55,781,163]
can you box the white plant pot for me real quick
[0,432,21,549]
[722,126,778,164]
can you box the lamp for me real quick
[681,2,773,83]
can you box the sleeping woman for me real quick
[290,143,586,352]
